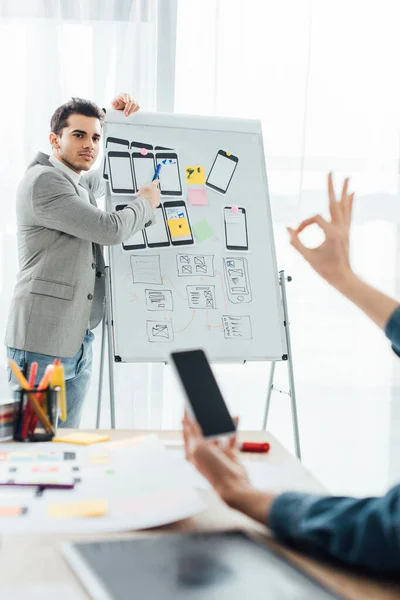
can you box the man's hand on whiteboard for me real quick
[287,173,355,289]
[138,180,160,209]
[111,93,140,116]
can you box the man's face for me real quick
[50,113,102,173]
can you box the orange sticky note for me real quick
[168,218,190,237]
[48,499,108,518]
[52,432,110,445]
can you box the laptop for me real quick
[63,531,343,599]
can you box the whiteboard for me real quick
[104,111,287,363]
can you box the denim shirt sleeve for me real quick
[385,305,400,357]
[268,484,400,574]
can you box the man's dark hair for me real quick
[50,97,104,135]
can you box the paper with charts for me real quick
[104,111,287,362]
[0,438,204,535]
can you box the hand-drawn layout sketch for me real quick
[145,289,173,311]
[130,255,162,285]
[187,286,216,309]
[177,254,215,277]
[222,315,253,340]
[223,257,252,303]
[146,320,174,343]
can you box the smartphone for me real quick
[131,152,156,191]
[156,152,182,196]
[206,150,239,195]
[224,207,248,251]
[164,200,194,246]
[144,205,170,248]
[171,349,236,439]
[131,141,153,151]
[116,205,146,250]
[103,137,129,180]
[108,151,136,194]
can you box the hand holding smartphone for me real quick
[171,349,236,439]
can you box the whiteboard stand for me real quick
[96,266,116,429]
[262,271,301,460]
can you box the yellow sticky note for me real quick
[185,166,205,185]
[88,453,109,465]
[48,499,108,519]
[168,218,190,237]
[52,432,110,445]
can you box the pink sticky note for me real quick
[231,205,239,213]
[188,188,208,206]
[140,148,148,156]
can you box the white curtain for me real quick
[168,0,400,496]
[0,0,159,427]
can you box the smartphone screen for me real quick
[144,205,170,248]
[156,153,182,196]
[132,153,155,191]
[116,205,146,250]
[224,207,248,251]
[206,150,239,194]
[103,137,129,180]
[108,151,135,194]
[171,350,236,438]
[164,201,194,246]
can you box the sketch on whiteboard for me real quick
[222,315,253,340]
[187,286,216,309]
[177,254,215,277]
[223,257,252,303]
[145,289,173,311]
[146,320,174,343]
[130,255,162,285]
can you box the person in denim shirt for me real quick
[183,174,400,575]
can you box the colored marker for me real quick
[239,442,270,453]
[152,163,162,181]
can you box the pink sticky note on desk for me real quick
[188,188,208,206]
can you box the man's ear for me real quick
[49,132,60,149]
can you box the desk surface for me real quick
[1,429,399,600]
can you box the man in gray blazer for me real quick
[6,93,159,427]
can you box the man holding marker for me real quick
[6,94,160,427]
[183,174,400,575]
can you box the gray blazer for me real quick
[5,152,154,357]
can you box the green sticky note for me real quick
[192,219,213,242]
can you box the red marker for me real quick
[239,442,270,453]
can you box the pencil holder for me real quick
[12,386,60,442]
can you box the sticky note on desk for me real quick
[185,166,205,185]
[188,188,208,206]
[192,219,213,242]
[168,218,190,237]
[48,499,108,519]
[52,432,110,445]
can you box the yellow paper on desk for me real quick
[52,432,110,445]
[48,499,108,518]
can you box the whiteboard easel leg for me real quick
[280,271,301,460]
[96,315,107,429]
[262,361,276,430]
[104,266,116,429]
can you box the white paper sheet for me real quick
[0,583,86,600]
[0,437,205,534]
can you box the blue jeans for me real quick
[7,330,94,428]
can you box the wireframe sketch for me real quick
[177,254,215,277]
[222,315,253,340]
[146,320,174,343]
[223,257,252,303]
[130,255,162,285]
[145,289,173,311]
[187,286,216,309]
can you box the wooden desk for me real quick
[1,429,399,600]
